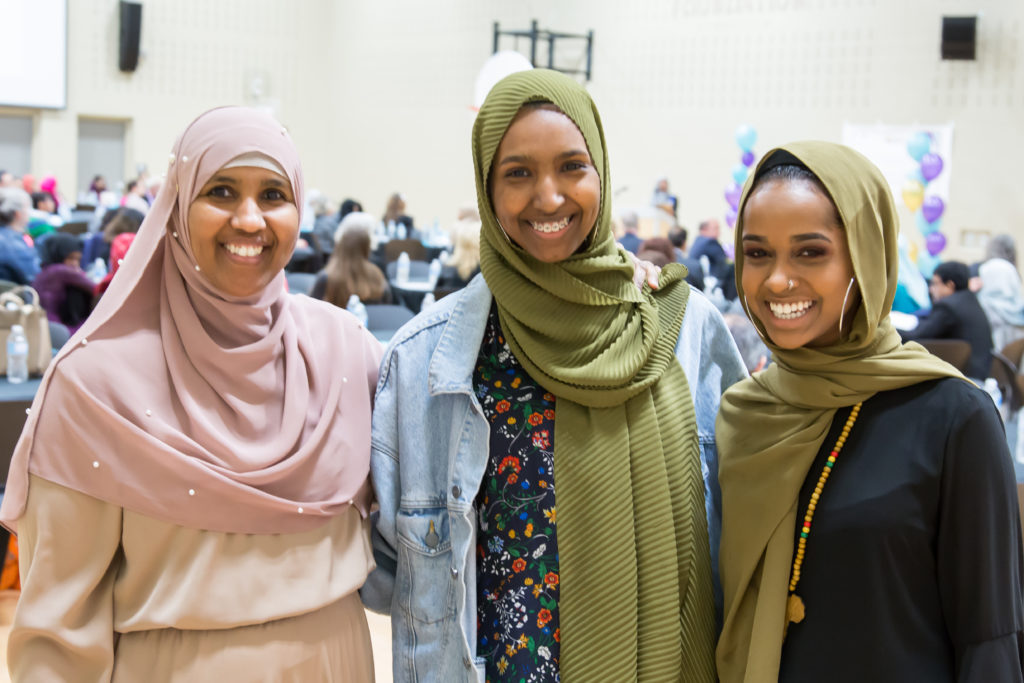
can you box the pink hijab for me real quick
[39,176,59,210]
[1,107,381,534]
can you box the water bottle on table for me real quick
[346,295,368,327]
[6,324,29,384]
[428,258,442,286]
[420,292,435,311]
[87,258,108,283]
[396,252,410,284]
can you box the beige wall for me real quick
[4,0,337,196]
[8,0,1024,261]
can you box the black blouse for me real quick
[780,378,1024,682]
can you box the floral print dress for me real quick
[473,307,560,682]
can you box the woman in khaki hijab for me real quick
[716,142,1024,682]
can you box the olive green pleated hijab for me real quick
[715,142,966,682]
[474,69,716,681]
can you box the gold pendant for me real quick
[786,593,805,624]
[783,593,805,641]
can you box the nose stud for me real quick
[787,279,795,291]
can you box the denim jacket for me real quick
[362,274,747,682]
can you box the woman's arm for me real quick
[9,475,122,683]
[937,389,1024,682]
[361,347,400,614]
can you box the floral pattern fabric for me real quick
[473,307,560,682]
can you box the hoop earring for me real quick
[838,277,855,334]
[496,221,513,246]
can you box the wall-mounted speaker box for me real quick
[119,1,142,72]
[941,16,977,60]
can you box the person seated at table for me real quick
[900,260,993,381]
[437,217,481,292]
[27,192,61,240]
[32,233,95,333]
[82,207,145,268]
[0,187,40,285]
[382,192,409,228]
[120,178,151,215]
[975,239,1024,351]
[312,211,392,306]
[40,176,69,220]
[339,198,363,223]
[640,236,704,291]
[93,232,136,301]
[85,174,108,205]
[305,189,339,259]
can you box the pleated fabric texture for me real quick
[473,68,716,682]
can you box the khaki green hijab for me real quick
[715,141,965,682]
[474,69,715,681]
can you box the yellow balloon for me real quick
[902,180,924,212]
[908,240,919,264]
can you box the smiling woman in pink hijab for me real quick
[1,107,382,682]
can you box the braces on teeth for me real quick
[531,217,570,233]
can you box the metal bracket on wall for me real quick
[493,20,594,82]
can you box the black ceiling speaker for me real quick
[119,1,143,72]
[941,16,977,60]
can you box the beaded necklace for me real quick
[783,401,863,639]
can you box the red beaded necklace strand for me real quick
[784,401,863,639]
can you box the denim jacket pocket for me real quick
[396,507,457,625]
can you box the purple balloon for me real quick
[925,231,947,256]
[724,182,742,210]
[741,150,755,167]
[921,196,945,223]
[920,153,944,182]
[725,206,738,228]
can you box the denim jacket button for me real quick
[451,485,462,499]
[425,520,440,548]
[451,566,459,577]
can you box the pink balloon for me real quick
[920,153,944,182]
[925,231,946,256]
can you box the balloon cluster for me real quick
[724,124,757,229]
[901,131,946,277]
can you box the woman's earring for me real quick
[496,221,513,246]
[838,277,855,334]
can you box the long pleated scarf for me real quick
[715,142,965,681]
[474,69,716,681]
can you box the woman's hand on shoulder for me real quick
[627,250,660,291]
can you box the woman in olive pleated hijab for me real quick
[364,69,747,682]
[716,141,1024,682]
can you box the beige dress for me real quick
[9,475,375,683]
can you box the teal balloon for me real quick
[731,163,749,185]
[917,252,941,278]
[907,132,931,161]
[915,211,941,235]
[735,124,757,152]
[905,168,926,185]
